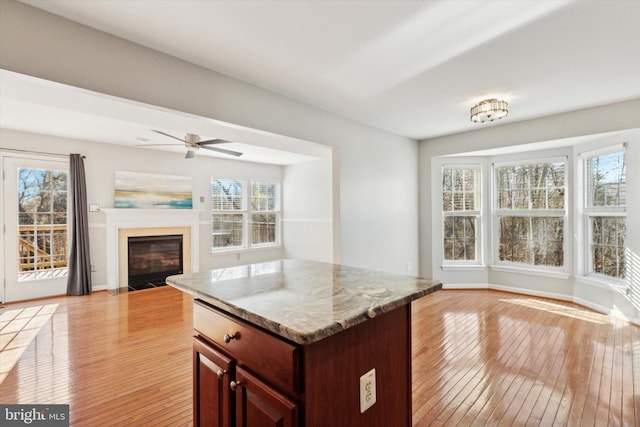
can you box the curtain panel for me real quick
[66,153,92,295]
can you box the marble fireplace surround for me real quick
[103,209,203,292]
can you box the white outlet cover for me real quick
[359,368,376,413]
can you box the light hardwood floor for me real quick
[1,287,638,426]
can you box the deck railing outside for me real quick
[18,224,68,279]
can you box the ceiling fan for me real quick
[139,130,243,159]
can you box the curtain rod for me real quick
[1,148,85,158]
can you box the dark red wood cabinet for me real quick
[192,299,412,427]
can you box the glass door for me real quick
[2,155,69,302]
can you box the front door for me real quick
[2,155,69,302]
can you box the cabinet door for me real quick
[193,336,235,427]
[232,367,297,427]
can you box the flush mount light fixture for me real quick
[470,99,508,123]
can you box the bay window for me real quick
[584,148,626,279]
[494,159,566,269]
[442,166,481,263]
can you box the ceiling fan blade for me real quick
[152,129,186,143]
[200,145,243,157]
[199,138,233,145]
[135,143,181,146]
[185,150,196,159]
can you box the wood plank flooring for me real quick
[411,290,640,426]
[1,287,638,426]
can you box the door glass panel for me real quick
[17,167,69,281]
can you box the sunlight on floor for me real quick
[499,297,607,324]
[0,304,58,383]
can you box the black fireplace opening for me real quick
[127,234,183,291]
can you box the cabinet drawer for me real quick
[194,300,300,396]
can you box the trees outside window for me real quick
[494,160,566,269]
[17,168,68,279]
[442,166,481,263]
[584,149,626,279]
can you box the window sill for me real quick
[211,245,281,255]
[441,264,486,271]
[490,264,570,280]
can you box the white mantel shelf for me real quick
[102,208,204,217]
[103,208,204,292]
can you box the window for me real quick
[211,178,280,251]
[442,166,481,263]
[584,149,626,279]
[17,167,69,280]
[211,179,245,249]
[494,160,566,269]
[251,182,280,246]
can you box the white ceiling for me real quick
[14,0,640,141]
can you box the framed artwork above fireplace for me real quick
[114,171,193,209]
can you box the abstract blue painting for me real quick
[115,171,192,209]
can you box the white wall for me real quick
[420,100,640,323]
[0,129,286,289]
[0,0,420,276]
[282,153,335,263]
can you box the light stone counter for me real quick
[167,259,441,345]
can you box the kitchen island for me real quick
[167,259,441,427]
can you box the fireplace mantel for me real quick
[103,209,203,292]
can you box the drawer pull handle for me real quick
[223,332,238,343]
[216,369,227,379]
[230,380,241,391]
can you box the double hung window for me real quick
[251,182,279,246]
[211,178,280,251]
[442,166,481,263]
[211,179,245,250]
[583,149,626,279]
[494,159,566,269]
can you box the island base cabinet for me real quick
[303,304,411,427]
[233,367,298,427]
[193,299,413,427]
[193,336,235,427]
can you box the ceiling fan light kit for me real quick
[470,99,508,123]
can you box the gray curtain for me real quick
[67,154,92,295]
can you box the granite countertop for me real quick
[166,259,441,345]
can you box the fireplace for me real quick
[127,234,183,290]
[103,209,201,293]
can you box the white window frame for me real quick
[492,156,568,273]
[250,181,281,248]
[441,165,483,266]
[580,144,626,284]
[211,178,246,251]
[211,178,281,253]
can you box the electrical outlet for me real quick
[90,264,97,272]
[359,368,376,413]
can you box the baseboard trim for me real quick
[488,283,573,303]
[442,283,488,290]
[442,282,640,326]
